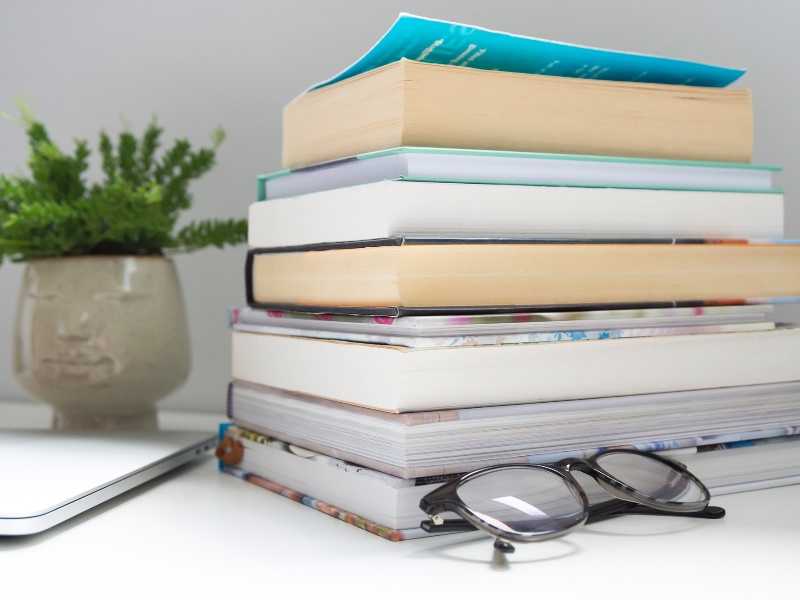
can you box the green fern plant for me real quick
[0,104,247,264]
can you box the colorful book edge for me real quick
[229,304,773,329]
[220,465,430,542]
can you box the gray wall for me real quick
[1,0,798,413]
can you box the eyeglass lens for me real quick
[457,468,585,536]
[595,452,706,503]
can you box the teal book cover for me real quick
[308,13,745,92]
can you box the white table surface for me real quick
[2,399,799,599]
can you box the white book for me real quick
[258,147,778,201]
[230,326,800,412]
[248,180,784,248]
[227,380,800,478]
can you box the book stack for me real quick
[218,14,800,541]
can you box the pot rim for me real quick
[24,254,173,263]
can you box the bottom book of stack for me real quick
[218,423,800,542]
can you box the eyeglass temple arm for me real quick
[586,498,725,523]
[420,519,480,533]
[420,499,725,533]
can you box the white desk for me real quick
[2,399,799,599]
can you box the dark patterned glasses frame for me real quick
[420,449,725,553]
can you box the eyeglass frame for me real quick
[419,449,722,546]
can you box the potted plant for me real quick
[0,104,247,429]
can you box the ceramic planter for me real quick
[13,256,191,429]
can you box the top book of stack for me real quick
[282,14,752,169]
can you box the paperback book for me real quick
[284,59,752,168]
[284,15,751,167]
[218,425,800,540]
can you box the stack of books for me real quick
[218,14,800,541]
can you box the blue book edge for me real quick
[217,422,232,472]
[305,13,746,93]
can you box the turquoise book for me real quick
[283,16,753,167]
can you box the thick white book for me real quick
[227,380,800,478]
[248,179,784,248]
[230,326,800,412]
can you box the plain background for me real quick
[1,0,798,414]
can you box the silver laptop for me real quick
[0,429,216,536]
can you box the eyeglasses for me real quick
[419,449,725,554]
